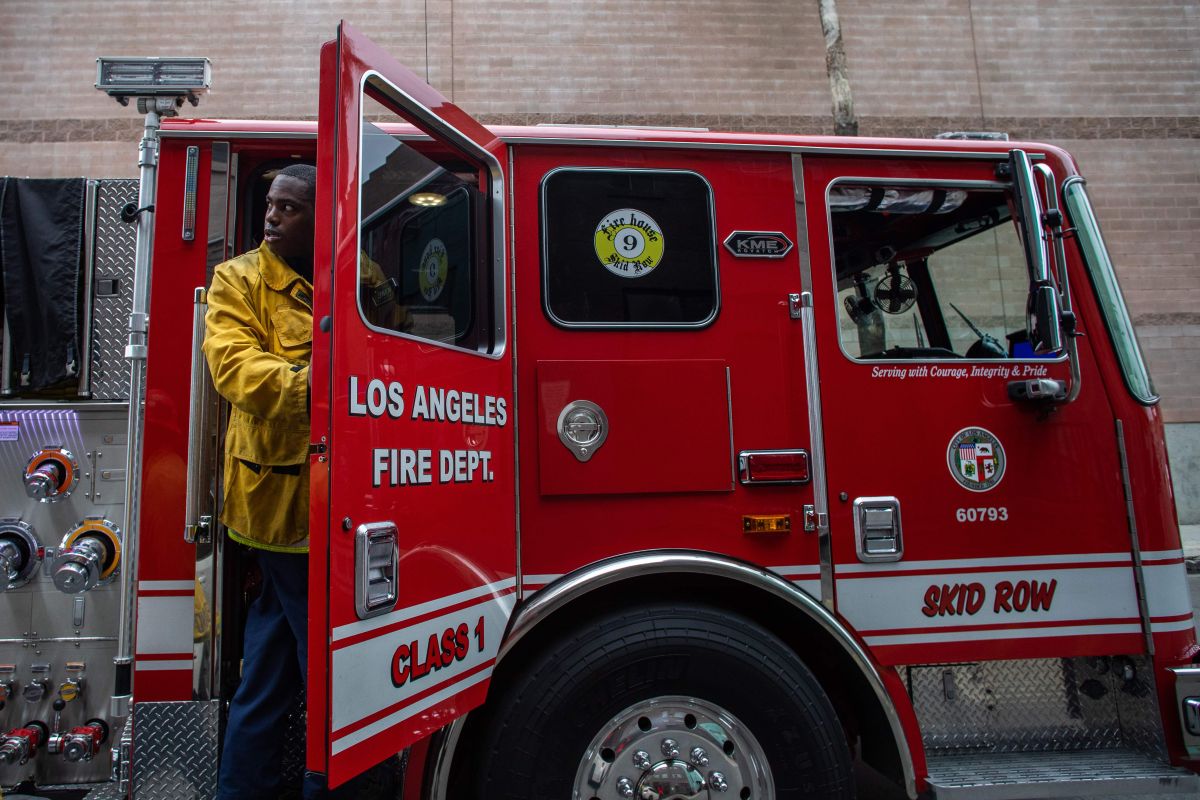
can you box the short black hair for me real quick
[276,163,316,202]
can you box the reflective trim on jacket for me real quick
[203,243,312,551]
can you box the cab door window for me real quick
[357,91,494,354]
[829,182,1032,361]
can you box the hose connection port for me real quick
[51,519,121,594]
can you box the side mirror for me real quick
[1027,283,1064,354]
[1008,149,1064,355]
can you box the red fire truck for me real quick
[0,21,1198,799]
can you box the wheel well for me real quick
[445,569,907,798]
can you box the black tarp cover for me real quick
[0,177,86,392]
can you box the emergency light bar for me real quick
[95,57,211,101]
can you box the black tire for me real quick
[473,602,854,799]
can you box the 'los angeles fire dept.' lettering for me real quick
[347,375,508,427]
[348,375,506,487]
[372,448,494,486]
[921,578,1057,617]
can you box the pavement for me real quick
[1183,525,1200,556]
[1183,524,1200,562]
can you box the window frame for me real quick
[824,175,1068,365]
[353,70,504,358]
[1063,176,1158,405]
[539,166,721,331]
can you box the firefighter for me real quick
[203,163,323,800]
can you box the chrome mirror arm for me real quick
[1034,164,1081,404]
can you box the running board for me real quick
[927,749,1200,799]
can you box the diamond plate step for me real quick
[927,748,1200,799]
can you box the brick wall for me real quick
[0,0,1196,422]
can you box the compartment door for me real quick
[309,22,514,785]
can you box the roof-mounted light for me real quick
[95,57,211,105]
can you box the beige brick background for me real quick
[0,1,1196,432]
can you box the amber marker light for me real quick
[743,515,791,534]
[409,192,447,207]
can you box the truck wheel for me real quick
[474,602,853,799]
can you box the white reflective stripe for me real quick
[332,665,493,754]
[792,579,821,600]
[836,552,1133,575]
[866,623,1143,647]
[135,659,192,671]
[330,593,515,733]
[520,574,561,586]
[837,566,1140,633]
[332,577,516,642]
[770,565,821,577]
[135,596,194,655]
[138,580,194,591]
[1141,549,1184,561]
[1145,561,1193,618]
[1152,618,1196,633]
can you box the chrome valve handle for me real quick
[0,521,41,591]
[48,719,108,763]
[52,537,106,594]
[22,447,78,503]
[0,721,47,765]
[24,462,63,500]
[0,540,20,584]
[51,519,121,595]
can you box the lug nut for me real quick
[709,771,729,792]
[660,737,680,758]
[690,746,709,766]
[616,776,635,798]
[632,749,651,770]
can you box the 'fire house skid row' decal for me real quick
[836,551,1192,647]
[329,579,515,754]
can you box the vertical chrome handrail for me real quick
[112,105,162,719]
[78,179,100,397]
[184,289,213,546]
[800,292,834,609]
[1116,419,1155,656]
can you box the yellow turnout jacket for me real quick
[203,243,312,551]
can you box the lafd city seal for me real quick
[947,427,1005,492]
[419,238,448,302]
[594,208,665,278]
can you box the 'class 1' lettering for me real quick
[391,622,471,688]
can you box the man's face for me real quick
[263,174,314,263]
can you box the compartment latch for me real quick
[355,522,399,620]
[853,496,903,562]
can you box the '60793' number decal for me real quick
[956,506,1008,523]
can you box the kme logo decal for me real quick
[947,427,1005,492]
[722,230,794,259]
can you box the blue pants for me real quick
[217,550,329,800]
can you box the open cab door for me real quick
[308,22,514,786]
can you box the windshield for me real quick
[1063,178,1157,404]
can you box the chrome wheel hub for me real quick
[573,696,772,800]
